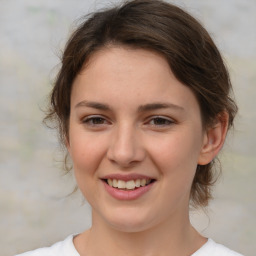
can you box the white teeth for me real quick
[117,180,126,189]
[135,179,141,187]
[107,179,113,187]
[126,180,135,190]
[113,179,118,188]
[107,178,152,190]
[141,179,146,186]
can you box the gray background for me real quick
[0,0,255,255]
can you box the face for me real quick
[68,47,210,232]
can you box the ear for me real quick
[198,112,229,165]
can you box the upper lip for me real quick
[101,173,156,181]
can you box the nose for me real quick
[107,123,146,168]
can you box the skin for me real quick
[67,47,228,256]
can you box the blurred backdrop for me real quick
[0,0,255,255]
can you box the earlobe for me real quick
[198,112,229,165]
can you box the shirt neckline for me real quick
[68,235,211,256]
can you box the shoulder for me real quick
[15,235,80,256]
[192,238,244,256]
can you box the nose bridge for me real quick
[107,121,144,167]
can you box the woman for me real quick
[17,0,243,255]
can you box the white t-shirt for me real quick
[16,235,244,256]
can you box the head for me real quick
[45,0,237,208]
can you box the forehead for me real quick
[71,47,200,114]
[83,46,172,79]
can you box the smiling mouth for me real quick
[103,178,156,190]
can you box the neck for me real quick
[74,209,206,256]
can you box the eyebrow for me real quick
[75,100,111,111]
[138,103,184,112]
[75,100,184,112]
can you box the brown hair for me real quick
[45,0,237,208]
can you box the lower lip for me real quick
[103,181,154,200]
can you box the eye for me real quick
[147,116,174,126]
[82,115,110,126]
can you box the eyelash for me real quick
[81,115,175,128]
[82,115,110,126]
[146,116,174,127]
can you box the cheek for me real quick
[148,137,199,208]
[68,130,108,188]
[69,141,105,202]
[146,131,202,187]
[148,132,201,167]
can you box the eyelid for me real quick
[145,115,176,126]
[82,115,111,125]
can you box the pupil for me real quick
[94,118,103,124]
[155,118,165,124]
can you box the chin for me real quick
[109,219,152,233]
[102,208,157,233]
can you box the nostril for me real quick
[106,133,146,167]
